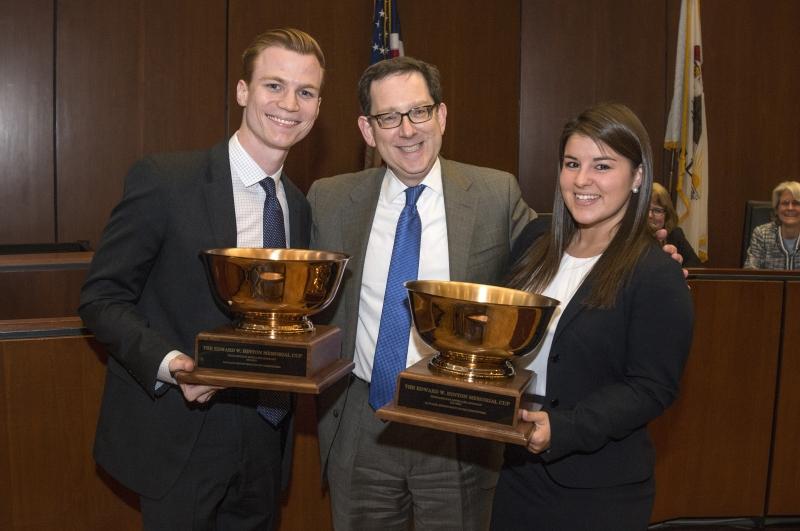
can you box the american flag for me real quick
[365,0,404,168]
[371,0,403,64]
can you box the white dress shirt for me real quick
[157,133,289,385]
[353,159,451,382]
[228,132,290,246]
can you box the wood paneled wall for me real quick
[55,0,228,246]
[224,0,520,193]
[225,0,375,194]
[519,0,800,267]
[519,0,672,215]
[0,327,141,530]
[649,277,783,520]
[768,281,800,514]
[400,0,520,177]
[1,0,519,248]
[5,1,798,265]
[702,0,800,267]
[0,0,55,243]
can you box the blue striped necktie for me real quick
[256,176,290,426]
[369,184,425,410]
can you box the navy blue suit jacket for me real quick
[80,140,310,497]
[511,222,693,488]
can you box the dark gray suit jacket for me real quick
[79,140,310,498]
[307,157,535,472]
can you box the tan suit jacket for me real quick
[307,157,535,471]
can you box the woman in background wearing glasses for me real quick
[648,182,701,267]
[744,180,800,270]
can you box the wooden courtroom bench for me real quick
[0,318,141,530]
[0,251,92,320]
[650,268,800,525]
[0,317,331,531]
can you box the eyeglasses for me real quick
[649,207,666,216]
[778,199,800,208]
[368,104,438,129]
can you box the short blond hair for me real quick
[771,181,800,215]
[241,28,325,85]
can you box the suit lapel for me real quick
[202,141,237,248]
[342,169,384,329]
[552,279,591,344]
[441,158,478,281]
[343,168,383,260]
[281,170,309,248]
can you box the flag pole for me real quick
[666,148,676,197]
[365,0,403,169]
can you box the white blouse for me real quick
[517,253,600,399]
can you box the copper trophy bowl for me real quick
[405,280,559,380]
[202,248,349,337]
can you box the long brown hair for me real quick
[509,103,654,308]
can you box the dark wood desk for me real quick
[0,318,140,530]
[768,280,800,515]
[0,252,92,319]
[0,317,331,531]
[650,268,800,522]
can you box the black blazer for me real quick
[79,140,310,498]
[667,226,702,267]
[511,222,693,488]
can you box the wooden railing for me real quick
[0,251,92,319]
[0,251,331,531]
[1,258,798,528]
[650,268,800,523]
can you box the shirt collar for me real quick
[383,157,443,203]
[229,133,284,188]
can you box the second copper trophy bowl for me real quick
[202,248,349,337]
[405,280,559,381]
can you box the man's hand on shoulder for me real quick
[654,228,688,278]
[169,353,223,403]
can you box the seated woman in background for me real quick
[744,180,800,270]
[649,182,702,267]
[490,103,693,531]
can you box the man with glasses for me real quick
[308,56,536,530]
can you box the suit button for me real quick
[550,398,559,407]
[333,409,340,418]
[550,355,560,363]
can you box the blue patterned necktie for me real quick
[369,184,425,410]
[256,176,290,426]
[260,177,286,248]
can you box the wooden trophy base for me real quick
[176,324,353,394]
[376,356,534,445]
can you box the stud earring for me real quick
[632,187,640,194]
